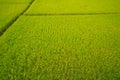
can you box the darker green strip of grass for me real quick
[0,0,35,36]
[24,12,120,16]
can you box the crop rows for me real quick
[0,0,120,80]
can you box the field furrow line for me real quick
[24,12,120,16]
[0,0,35,36]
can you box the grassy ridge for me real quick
[0,0,32,35]
[0,0,31,3]
[0,15,120,79]
[26,0,120,14]
[0,4,29,34]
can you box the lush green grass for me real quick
[0,0,31,3]
[26,0,120,14]
[0,0,32,34]
[0,0,120,79]
[0,4,29,33]
[0,15,120,80]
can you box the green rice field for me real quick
[26,0,120,14]
[0,0,120,80]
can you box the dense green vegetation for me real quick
[0,15,120,79]
[26,0,120,14]
[0,0,30,3]
[0,0,31,34]
[0,0,120,80]
[0,4,28,34]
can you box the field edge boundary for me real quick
[0,0,35,36]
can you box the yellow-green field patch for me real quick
[26,0,120,14]
[0,0,31,3]
[0,15,120,80]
